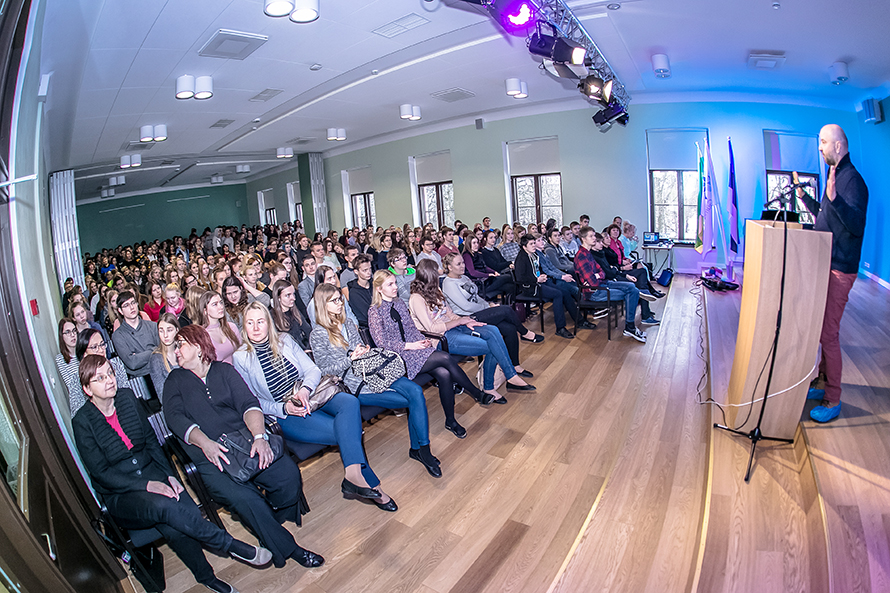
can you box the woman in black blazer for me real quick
[514,234,578,339]
[73,355,271,593]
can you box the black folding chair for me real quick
[510,269,546,333]
[572,273,623,340]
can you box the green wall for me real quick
[76,183,248,254]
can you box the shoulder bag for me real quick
[350,348,407,394]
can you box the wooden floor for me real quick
[128,273,890,593]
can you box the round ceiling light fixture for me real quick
[290,0,319,22]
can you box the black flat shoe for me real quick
[492,394,508,404]
[472,389,495,405]
[445,420,467,439]
[506,382,535,392]
[577,320,597,330]
[291,547,325,568]
[409,448,443,478]
[516,369,534,378]
[555,327,575,339]
[341,478,382,500]
[202,578,239,593]
[374,497,398,512]
[521,333,544,343]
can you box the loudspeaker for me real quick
[475,118,485,130]
[862,98,883,124]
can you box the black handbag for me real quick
[217,428,285,483]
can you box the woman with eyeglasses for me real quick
[149,313,180,400]
[63,326,132,415]
[306,265,360,327]
[368,270,488,439]
[310,284,441,477]
[233,302,397,512]
[73,354,273,593]
[56,318,84,414]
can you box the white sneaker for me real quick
[623,327,647,343]
[639,292,657,302]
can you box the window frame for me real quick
[648,169,699,244]
[510,172,563,227]
[417,181,455,228]
[350,192,376,228]
[765,169,820,225]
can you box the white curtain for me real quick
[49,170,84,290]
[308,153,329,234]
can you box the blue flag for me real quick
[727,138,739,257]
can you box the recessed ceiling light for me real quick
[607,3,621,9]
[309,63,323,71]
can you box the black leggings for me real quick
[417,351,481,423]
[471,305,527,366]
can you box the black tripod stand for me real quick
[714,185,799,482]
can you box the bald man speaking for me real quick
[793,124,869,423]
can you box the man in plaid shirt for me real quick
[574,226,651,343]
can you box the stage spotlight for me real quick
[528,26,586,65]
[495,0,536,33]
[580,75,613,104]
[592,99,627,131]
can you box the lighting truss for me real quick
[490,0,630,108]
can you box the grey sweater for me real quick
[111,318,159,376]
[308,320,366,394]
[442,275,488,316]
[148,351,178,403]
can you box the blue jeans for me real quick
[587,280,640,329]
[444,325,517,389]
[277,391,380,488]
[357,376,429,449]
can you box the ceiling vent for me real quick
[123,141,155,150]
[249,88,284,102]
[287,137,316,145]
[431,87,476,103]
[210,119,235,129]
[747,51,786,70]
[372,13,429,38]
[199,29,268,60]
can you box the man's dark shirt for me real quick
[800,153,868,274]
[347,279,373,327]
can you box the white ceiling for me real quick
[38,0,890,203]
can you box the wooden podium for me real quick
[726,220,832,439]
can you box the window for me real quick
[351,192,376,228]
[418,181,454,228]
[510,173,563,227]
[286,181,301,224]
[765,171,818,225]
[264,207,278,225]
[649,170,700,242]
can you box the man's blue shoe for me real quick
[810,402,841,423]
[806,387,825,400]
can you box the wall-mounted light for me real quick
[176,75,212,99]
[276,147,294,158]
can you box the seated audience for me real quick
[148,312,180,399]
[307,266,360,327]
[514,235,582,340]
[481,230,512,274]
[310,284,441,477]
[197,290,241,364]
[497,225,520,263]
[270,279,312,350]
[143,281,166,322]
[410,260,536,402]
[161,326,325,569]
[415,236,444,274]
[462,235,514,300]
[346,254,374,328]
[73,355,272,593]
[436,226,459,259]
[111,290,159,377]
[297,253,318,307]
[232,303,397,511]
[69,300,111,357]
[387,248,416,303]
[368,270,487,439]
[574,227,652,343]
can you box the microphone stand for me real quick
[714,185,795,482]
